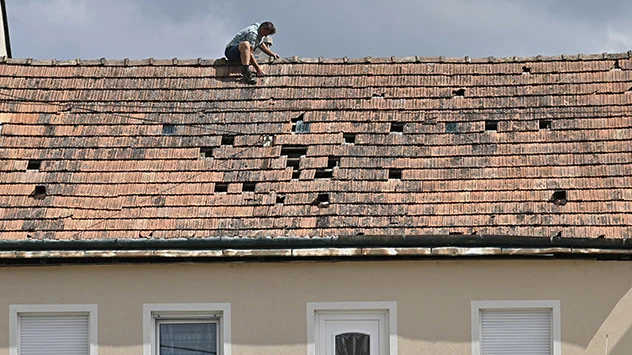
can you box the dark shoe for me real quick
[241,67,257,84]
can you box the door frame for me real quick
[307,302,397,355]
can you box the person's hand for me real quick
[256,69,266,76]
[270,52,280,59]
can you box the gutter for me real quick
[0,235,631,263]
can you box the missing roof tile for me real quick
[276,194,286,205]
[539,119,552,130]
[445,122,458,133]
[221,135,236,146]
[315,169,333,179]
[162,124,176,135]
[372,93,386,99]
[522,66,532,74]
[281,145,308,180]
[313,193,330,208]
[612,60,622,71]
[199,147,214,159]
[281,145,308,159]
[328,157,340,169]
[343,133,356,144]
[453,88,466,97]
[388,169,402,180]
[242,182,256,192]
[29,185,47,200]
[390,122,405,133]
[27,160,42,171]
[291,113,310,133]
[0,122,3,135]
[214,183,229,193]
[485,120,499,131]
[551,190,568,206]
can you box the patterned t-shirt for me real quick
[225,23,262,49]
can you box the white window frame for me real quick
[9,304,98,355]
[143,303,231,355]
[471,300,561,355]
[307,302,397,355]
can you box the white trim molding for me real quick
[9,304,98,355]
[143,303,231,355]
[307,302,397,355]
[471,300,561,355]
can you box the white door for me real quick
[316,312,388,355]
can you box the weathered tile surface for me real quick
[0,54,631,240]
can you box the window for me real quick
[471,300,561,355]
[10,304,98,355]
[144,303,231,355]
[307,302,397,355]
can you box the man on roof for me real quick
[225,22,280,84]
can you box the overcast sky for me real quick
[5,0,632,60]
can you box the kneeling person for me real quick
[224,21,279,84]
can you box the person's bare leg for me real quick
[237,41,256,84]
[238,42,251,66]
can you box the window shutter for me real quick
[480,309,552,355]
[19,314,90,355]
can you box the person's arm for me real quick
[249,52,265,76]
[259,43,279,59]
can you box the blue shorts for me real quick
[224,45,241,62]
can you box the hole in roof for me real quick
[522,66,532,74]
[281,146,308,180]
[445,122,458,133]
[27,160,42,171]
[291,113,310,133]
[539,120,552,130]
[388,169,402,180]
[328,157,340,169]
[390,122,405,133]
[281,145,308,158]
[199,147,214,159]
[372,93,385,98]
[0,122,3,135]
[214,183,229,193]
[485,120,499,131]
[221,135,236,146]
[29,185,47,200]
[313,193,330,208]
[262,135,274,147]
[551,190,567,206]
[162,124,176,135]
[612,60,622,71]
[343,133,356,144]
[276,194,286,204]
[315,169,333,179]
[356,232,365,236]
[242,182,256,192]
[453,88,466,97]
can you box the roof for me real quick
[0,53,631,244]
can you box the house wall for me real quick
[0,259,631,355]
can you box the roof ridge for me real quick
[1,51,631,67]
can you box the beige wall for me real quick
[0,259,632,355]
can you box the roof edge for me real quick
[1,51,632,67]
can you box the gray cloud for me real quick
[5,0,632,60]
